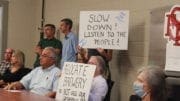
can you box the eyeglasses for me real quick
[40,54,55,59]
[88,62,97,65]
[4,52,12,54]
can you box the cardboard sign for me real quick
[164,5,180,45]
[56,62,96,101]
[79,11,129,50]
[165,43,180,72]
[164,5,180,72]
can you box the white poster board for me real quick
[164,5,180,72]
[165,43,180,72]
[56,62,96,101]
[79,11,129,50]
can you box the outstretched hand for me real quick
[4,82,23,90]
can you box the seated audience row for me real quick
[1,47,108,101]
[0,16,171,101]
[0,46,169,101]
[4,47,60,98]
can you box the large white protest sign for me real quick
[79,11,129,50]
[164,5,180,72]
[56,62,96,101]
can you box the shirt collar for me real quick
[65,35,68,39]
[94,75,103,79]
[45,37,55,40]
[2,60,11,63]
[41,64,56,71]
[65,32,72,39]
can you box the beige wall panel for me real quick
[8,0,42,67]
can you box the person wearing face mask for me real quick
[130,66,167,101]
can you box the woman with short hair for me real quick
[131,66,167,101]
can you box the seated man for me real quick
[0,48,14,76]
[88,56,108,101]
[4,47,61,98]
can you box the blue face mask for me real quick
[133,82,147,98]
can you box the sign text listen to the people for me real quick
[79,11,129,50]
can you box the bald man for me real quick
[0,48,14,76]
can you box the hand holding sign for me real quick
[97,48,105,54]
[79,39,87,48]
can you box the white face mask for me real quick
[133,82,148,98]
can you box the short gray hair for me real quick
[43,47,57,61]
[138,66,166,101]
[91,56,106,74]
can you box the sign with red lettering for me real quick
[164,5,180,45]
[79,11,129,50]
[165,5,180,72]
[56,62,96,101]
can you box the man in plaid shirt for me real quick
[0,48,14,76]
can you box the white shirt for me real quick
[89,75,108,101]
[20,65,60,95]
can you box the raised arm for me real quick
[35,46,42,55]
[96,48,113,61]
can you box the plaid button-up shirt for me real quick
[0,60,11,75]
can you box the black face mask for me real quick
[130,95,142,101]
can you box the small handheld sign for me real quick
[56,62,96,101]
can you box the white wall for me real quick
[0,6,3,60]
[8,0,41,67]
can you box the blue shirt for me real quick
[61,32,78,68]
[20,65,60,95]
